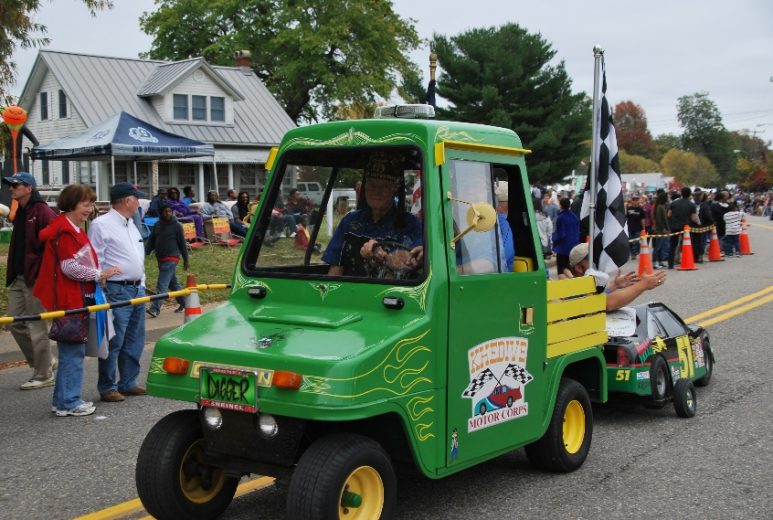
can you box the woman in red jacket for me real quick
[33,185,120,417]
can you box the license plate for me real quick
[199,367,258,413]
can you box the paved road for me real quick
[1,216,771,520]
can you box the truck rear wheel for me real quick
[135,410,238,520]
[525,378,592,473]
[287,433,396,520]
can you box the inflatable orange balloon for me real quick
[1,105,28,130]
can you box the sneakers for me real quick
[146,308,159,318]
[735,253,741,257]
[120,386,147,397]
[55,401,96,417]
[174,304,185,313]
[20,376,55,390]
[100,389,126,402]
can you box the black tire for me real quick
[524,378,593,473]
[649,356,670,401]
[287,433,396,520]
[694,343,713,387]
[673,378,697,418]
[135,410,239,520]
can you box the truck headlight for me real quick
[258,413,278,438]
[202,407,223,431]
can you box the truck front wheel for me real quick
[525,378,593,473]
[135,410,239,520]
[287,433,396,520]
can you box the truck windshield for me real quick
[243,146,425,283]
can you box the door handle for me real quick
[521,306,534,326]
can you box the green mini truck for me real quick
[136,105,609,520]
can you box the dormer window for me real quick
[211,96,225,122]
[192,95,207,121]
[173,94,188,120]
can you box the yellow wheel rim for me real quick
[179,440,226,504]
[338,465,384,519]
[563,399,586,454]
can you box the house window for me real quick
[192,95,207,121]
[40,92,48,120]
[58,89,67,118]
[173,94,188,120]
[41,161,49,185]
[211,96,225,122]
[62,161,70,184]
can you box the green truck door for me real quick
[442,157,548,469]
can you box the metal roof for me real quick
[136,57,244,100]
[19,50,294,147]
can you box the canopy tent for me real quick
[31,111,215,196]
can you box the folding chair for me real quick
[182,221,208,250]
[205,217,242,248]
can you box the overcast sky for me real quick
[10,0,773,140]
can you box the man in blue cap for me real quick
[88,182,149,402]
[2,172,57,389]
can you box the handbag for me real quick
[47,230,89,344]
[49,313,89,344]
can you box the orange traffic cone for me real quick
[184,273,202,323]
[637,231,654,277]
[708,226,724,262]
[677,225,698,271]
[739,219,753,255]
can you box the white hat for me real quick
[495,181,508,202]
[569,242,589,267]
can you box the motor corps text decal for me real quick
[462,337,533,433]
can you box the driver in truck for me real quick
[323,151,423,279]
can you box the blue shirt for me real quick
[323,207,422,276]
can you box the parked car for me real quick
[603,302,714,418]
[295,181,324,205]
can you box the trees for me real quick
[0,0,111,103]
[613,101,654,159]
[676,92,736,181]
[139,0,420,123]
[619,150,659,173]
[660,148,720,187]
[430,23,591,183]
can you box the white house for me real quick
[16,50,296,201]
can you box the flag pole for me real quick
[588,45,604,268]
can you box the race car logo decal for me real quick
[462,337,533,433]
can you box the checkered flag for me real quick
[502,364,533,385]
[580,58,629,273]
[462,368,496,398]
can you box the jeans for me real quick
[653,236,669,264]
[98,283,146,394]
[628,230,641,256]
[52,341,86,410]
[230,221,248,237]
[150,261,184,314]
[724,234,740,255]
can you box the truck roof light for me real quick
[373,104,435,120]
[163,357,191,375]
[272,370,303,389]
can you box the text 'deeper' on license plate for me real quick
[199,367,258,413]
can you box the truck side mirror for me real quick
[447,192,497,247]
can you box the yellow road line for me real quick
[696,292,773,328]
[684,284,773,323]
[74,499,144,520]
[75,476,275,520]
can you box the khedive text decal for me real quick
[462,337,533,433]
